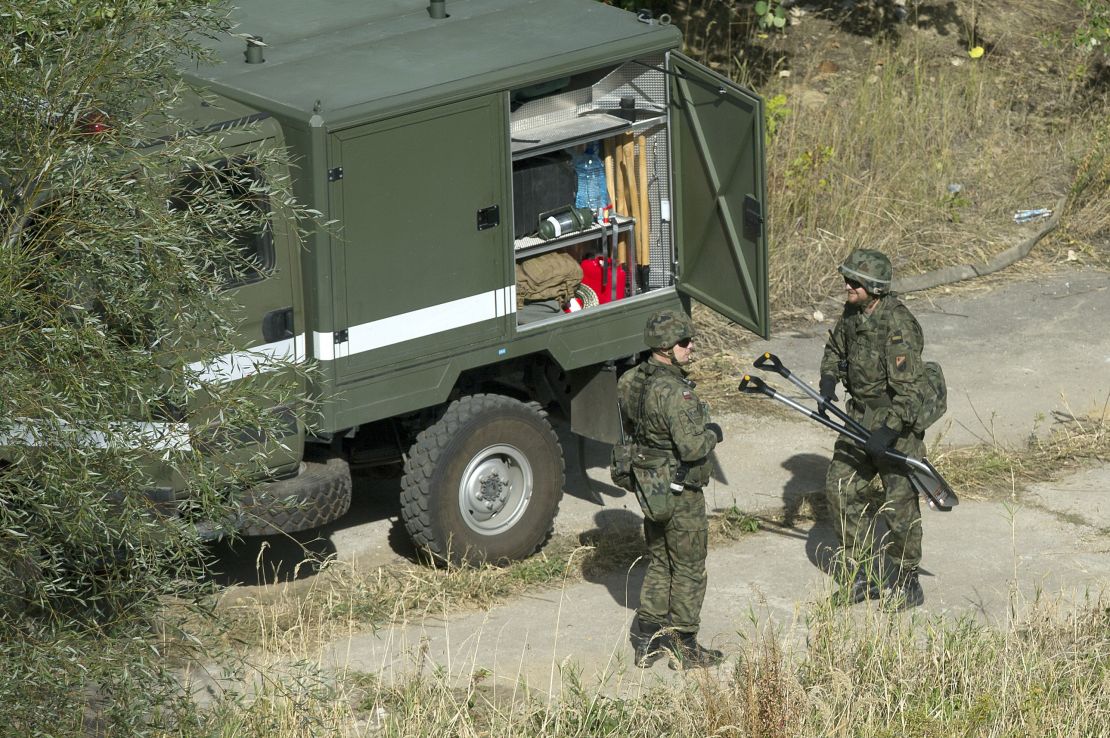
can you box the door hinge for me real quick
[334,329,349,344]
[328,166,344,182]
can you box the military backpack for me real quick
[913,360,947,434]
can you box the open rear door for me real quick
[668,53,769,339]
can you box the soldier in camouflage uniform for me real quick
[819,249,928,611]
[619,309,724,669]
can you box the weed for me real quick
[764,92,791,144]
[935,407,1110,501]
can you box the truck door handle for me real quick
[476,204,500,231]
[262,306,294,342]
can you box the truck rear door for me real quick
[668,53,770,339]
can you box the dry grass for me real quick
[672,0,1110,317]
[207,509,764,656]
[181,594,1110,738]
[935,404,1110,502]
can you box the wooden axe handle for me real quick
[603,140,615,210]
[637,134,649,267]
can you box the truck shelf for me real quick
[511,111,665,160]
[513,215,635,259]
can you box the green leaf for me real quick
[755,1,769,15]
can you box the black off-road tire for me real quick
[400,394,564,565]
[239,457,353,537]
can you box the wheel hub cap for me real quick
[459,444,533,535]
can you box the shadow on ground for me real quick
[205,465,415,586]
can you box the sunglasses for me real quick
[676,337,693,348]
[844,278,864,290]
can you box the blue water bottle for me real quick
[574,142,609,217]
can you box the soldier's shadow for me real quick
[783,453,920,584]
[779,452,841,574]
[577,508,648,611]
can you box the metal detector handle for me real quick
[754,352,870,436]
[753,352,789,377]
[738,374,771,396]
[741,373,870,446]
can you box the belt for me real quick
[853,395,893,412]
[632,444,673,459]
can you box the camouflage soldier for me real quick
[619,309,724,669]
[820,249,928,611]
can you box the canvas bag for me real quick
[516,252,582,308]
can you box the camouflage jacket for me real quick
[617,356,716,486]
[820,295,926,433]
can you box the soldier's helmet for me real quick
[644,309,696,349]
[838,248,892,294]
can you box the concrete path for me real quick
[308,267,1110,696]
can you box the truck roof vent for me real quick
[428,0,448,20]
[244,36,266,64]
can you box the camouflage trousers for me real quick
[824,430,925,572]
[632,463,709,634]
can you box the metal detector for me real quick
[740,353,958,512]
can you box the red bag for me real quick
[580,255,626,304]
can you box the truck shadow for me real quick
[207,420,650,588]
[554,419,633,506]
[205,466,415,586]
[205,532,340,586]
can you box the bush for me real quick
[0,1,310,732]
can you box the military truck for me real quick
[182,0,769,564]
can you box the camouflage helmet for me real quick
[644,309,695,349]
[838,248,892,294]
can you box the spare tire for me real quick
[239,457,352,536]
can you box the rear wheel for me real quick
[400,394,564,565]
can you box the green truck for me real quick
[182,0,769,564]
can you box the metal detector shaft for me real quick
[739,373,957,511]
[739,373,869,445]
[754,352,868,436]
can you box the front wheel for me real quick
[400,394,564,565]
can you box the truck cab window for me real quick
[168,155,274,289]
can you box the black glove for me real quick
[865,425,898,459]
[818,374,839,403]
[705,422,724,443]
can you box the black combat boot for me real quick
[832,570,881,606]
[882,567,924,612]
[632,619,668,668]
[667,631,724,670]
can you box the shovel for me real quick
[740,353,958,512]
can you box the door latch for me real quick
[476,205,500,231]
[262,306,294,342]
